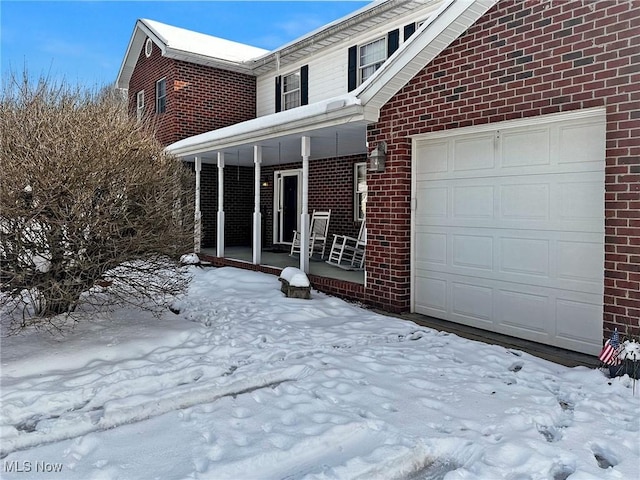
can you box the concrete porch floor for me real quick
[199,247,600,369]
[201,247,365,284]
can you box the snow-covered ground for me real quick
[1,267,638,479]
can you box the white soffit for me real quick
[166,95,368,159]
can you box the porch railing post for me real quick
[300,136,311,273]
[216,152,225,258]
[253,146,262,265]
[194,156,201,254]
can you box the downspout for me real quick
[194,156,201,253]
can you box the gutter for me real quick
[167,96,369,158]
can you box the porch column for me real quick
[252,145,262,265]
[216,152,225,258]
[300,136,311,273]
[194,156,202,254]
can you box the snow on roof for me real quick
[141,18,269,63]
[166,94,364,157]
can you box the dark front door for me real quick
[276,169,301,244]
[282,175,298,243]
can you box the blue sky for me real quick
[1,1,369,89]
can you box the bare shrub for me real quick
[0,72,195,331]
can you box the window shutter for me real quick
[347,45,357,92]
[387,29,400,57]
[404,22,416,40]
[300,65,309,106]
[275,75,282,113]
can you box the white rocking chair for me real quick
[290,210,332,259]
[325,220,366,270]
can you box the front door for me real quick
[275,169,302,244]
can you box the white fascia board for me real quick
[116,21,170,90]
[356,0,498,110]
[167,95,368,158]
[164,48,254,75]
[116,22,149,89]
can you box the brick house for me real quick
[117,0,639,355]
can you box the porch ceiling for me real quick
[184,122,368,167]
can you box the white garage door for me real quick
[412,109,606,354]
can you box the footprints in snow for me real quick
[591,443,619,469]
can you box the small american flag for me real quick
[599,329,623,366]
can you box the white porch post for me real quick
[252,145,262,265]
[216,152,225,258]
[194,156,202,254]
[300,136,311,273]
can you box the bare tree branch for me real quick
[1,71,195,331]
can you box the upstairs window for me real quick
[282,71,301,110]
[348,29,399,91]
[354,162,367,222]
[359,37,386,84]
[275,65,308,113]
[136,90,144,122]
[156,78,166,114]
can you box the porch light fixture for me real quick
[368,141,387,172]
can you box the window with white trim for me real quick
[282,71,301,110]
[359,37,386,84]
[354,162,367,222]
[136,90,144,122]
[156,78,166,113]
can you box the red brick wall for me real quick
[128,40,175,144]
[197,163,253,248]
[366,0,640,339]
[128,39,257,146]
[260,154,366,249]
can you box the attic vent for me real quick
[145,38,153,57]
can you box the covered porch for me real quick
[167,94,377,298]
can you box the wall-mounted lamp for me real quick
[368,141,387,172]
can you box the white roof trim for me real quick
[167,95,368,158]
[116,19,269,89]
[355,0,498,109]
[164,0,498,159]
[140,19,268,64]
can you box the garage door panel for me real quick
[501,184,549,220]
[558,180,603,221]
[452,133,495,172]
[416,141,448,175]
[501,128,550,168]
[452,234,493,271]
[453,185,494,219]
[417,186,448,217]
[452,282,493,321]
[497,289,550,335]
[558,121,606,165]
[417,232,447,265]
[415,227,603,295]
[499,237,549,277]
[414,276,448,314]
[414,270,603,352]
[555,297,603,348]
[557,240,603,285]
[417,172,603,233]
[412,109,605,355]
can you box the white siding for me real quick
[256,3,441,117]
